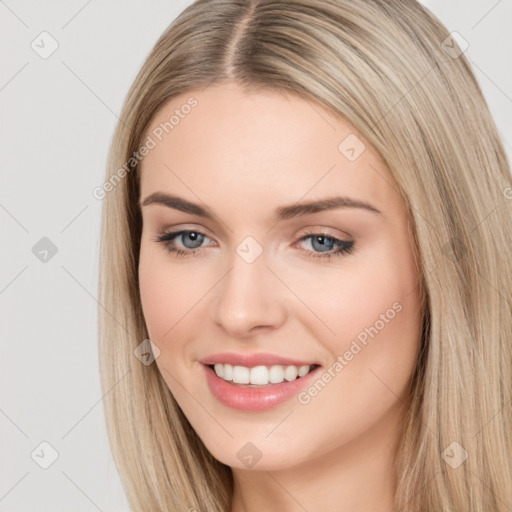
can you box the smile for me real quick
[211,363,315,386]
[202,363,322,411]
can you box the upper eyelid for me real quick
[155,222,353,239]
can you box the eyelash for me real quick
[154,229,355,261]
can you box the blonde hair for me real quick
[98,0,512,510]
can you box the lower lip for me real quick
[203,364,321,412]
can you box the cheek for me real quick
[299,235,422,408]
[286,261,421,456]
[138,244,201,342]
[288,241,420,357]
[286,236,423,440]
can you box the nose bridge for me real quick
[210,237,286,336]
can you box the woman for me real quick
[98,1,512,510]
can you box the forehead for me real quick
[139,83,403,220]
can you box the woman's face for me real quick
[138,81,423,471]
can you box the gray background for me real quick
[1,1,511,510]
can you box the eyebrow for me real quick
[140,192,382,221]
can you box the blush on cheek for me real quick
[139,255,209,345]
[359,297,422,385]
[139,262,175,341]
[321,283,418,371]
[300,271,398,348]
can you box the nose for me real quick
[210,249,287,338]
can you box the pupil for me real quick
[313,235,332,252]
[184,231,203,249]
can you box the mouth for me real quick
[205,363,321,387]
[202,362,323,411]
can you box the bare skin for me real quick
[138,81,423,512]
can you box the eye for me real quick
[154,229,212,257]
[296,232,355,260]
[154,229,355,260]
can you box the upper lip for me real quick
[199,352,320,368]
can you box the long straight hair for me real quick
[98,1,512,510]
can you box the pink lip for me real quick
[202,363,322,412]
[199,352,318,367]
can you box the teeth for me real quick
[269,365,284,384]
[214,363,224,378]
[298,365,310,377]
[233,365,250,384]
[250,365,269,385]
[213,364,313,385]
[284,365,298,381]
[223,364,233,381]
